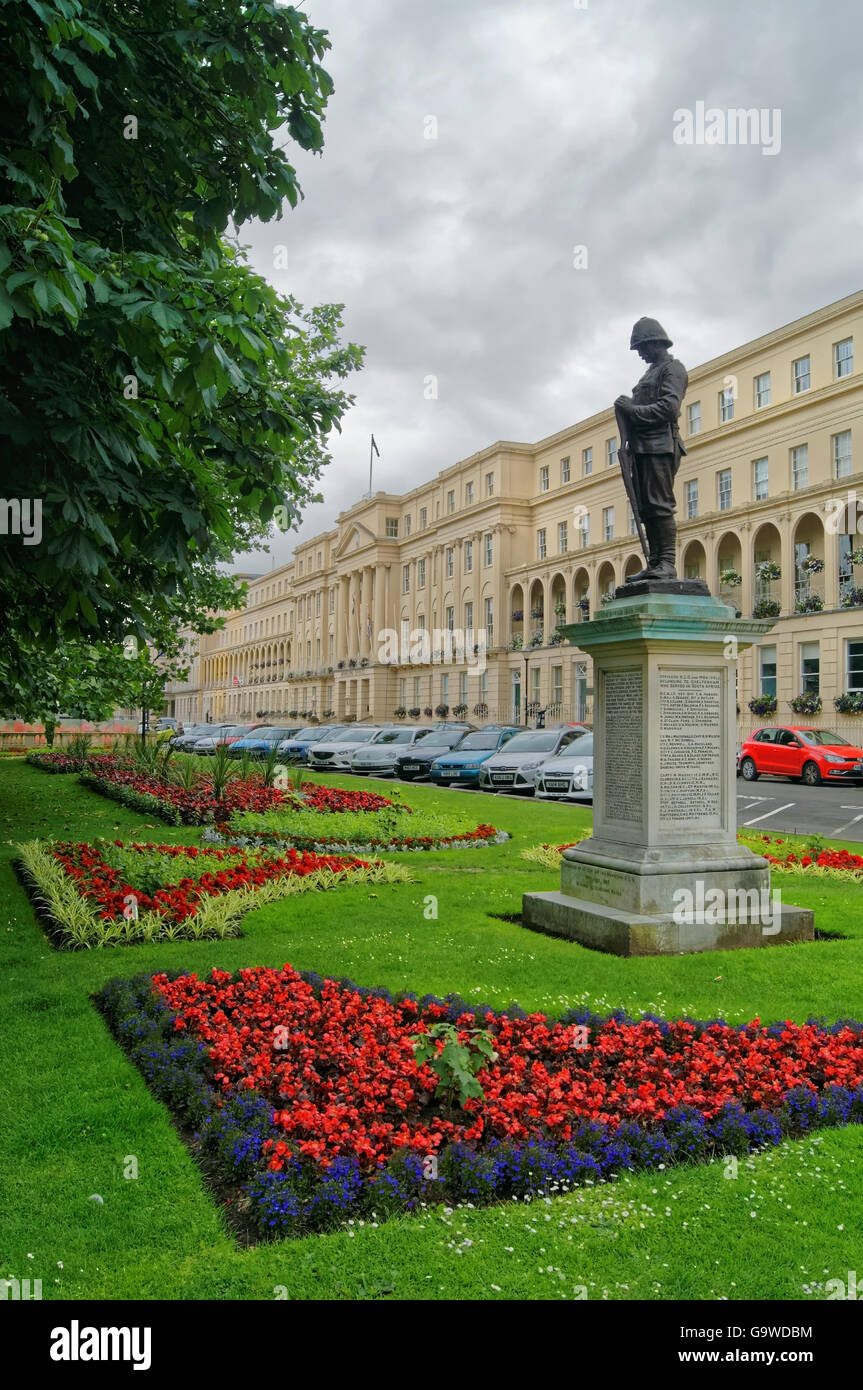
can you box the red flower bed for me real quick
[155,965,863,1171]
[80,758,402,825]
[54,842,371,924]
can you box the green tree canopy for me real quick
[0,0,363,713]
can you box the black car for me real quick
[394,729,469,780]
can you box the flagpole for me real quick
[369,435,373,495]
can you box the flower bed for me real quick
[79,760,399,826]
[16,840,411,949]
[216,804,506,853]
[97,962,863,1239]
[27,750,116,774]
[525,834,863,881]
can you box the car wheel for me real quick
[802,760,822,787]
[740,757,759,782]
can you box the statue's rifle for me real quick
[614,402,650,566]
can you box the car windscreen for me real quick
[334,728,378,743]
[373,730,416,745]
[294,728,326,740]
[798,729,853,746]
[557,734,593,757]
[499,731,559,753]
[459,732,504,750]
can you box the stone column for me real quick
[348,571,359,658]
[523,590,813,955]
[373,564,386,656]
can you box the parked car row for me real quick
[161,718,595,800]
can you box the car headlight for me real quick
[463,761,480,769]
[520,761,542,773]
[823,754,844,764]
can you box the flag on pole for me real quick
[371,434,380,457]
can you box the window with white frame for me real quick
[484,597,494,641]
[446,605,454,631]
[446,547,454,578]
[385,517,398,538]
[801,641,820,695]
[752,457,769,501]
[447,489,455,513]
[760,644,777,698]
[464,600,473,634]
[552,665,563,706]
[484,533,493,566]
[460,670,468,706]
[848,640,863,691]
[417,558,426,588]
[755,372,771,408]
[793,355,810,393]
[628,502,637,534]
[399,677,407,704]
[465,481,474,505]
[583,447,593,475]
[329,590,335,613]
[486,471,494,496]
[298,598,304,620]
[833,430,852,479]
[606,437,618,467]
[441,672,449,705]
[413,675,421,704]
[579,512,590,547]
[687,401,702,435]
[539,465,549,493]
[561,456,570,484]
[464,539,473,571]
[537,527,547,559]
[685,478,698,518]
[402,564,410,593]
[791,444,809,490]
[558,520,567,553]
[315,592,322,616]
[420,506,427,528]
[603,506,614,541]
[719,386,734,423]
[717,469,732,511]
[835,338,854,379]
[405,515,411,536]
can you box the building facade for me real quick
[166,290,863,737]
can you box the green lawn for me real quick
[1,756,862,1301]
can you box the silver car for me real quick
[478,726,590,792]
[307,726,386,770]
[190,723,255,754]
[349,726,437,776]
[534,733,595,801]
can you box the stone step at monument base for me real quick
[614,577,711,599]
[521,890,814,957]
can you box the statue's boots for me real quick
[646,515,678,579]
[628,515,660,582]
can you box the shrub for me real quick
[748,695,777,716]
[789,692,822,715]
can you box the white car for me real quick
[349,726,437,776]
[534,733,595,800]
[307,726,386,770]
[478,726,590,793]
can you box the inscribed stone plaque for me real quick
[658,668,722,827]
[603,668,643,822]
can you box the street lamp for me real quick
[523,653,529,726]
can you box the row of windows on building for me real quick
[402,535,496,591]
[758,639,863,699]
[384,472,499,538]
[394,662,591,715]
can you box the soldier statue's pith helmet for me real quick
[629,317,673,349]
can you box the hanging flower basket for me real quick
[834,692,863,714]
[801,555,824,574]
[393,707,407,719]
[473,702,488,717]
[511,609,524,622]
[753,598,781,619]
[748,695,777,716]
[719,569,743,587]
[841,588,863,609]
[789,692,822,715]
[755,560,781,582]
[794,594,824,614]
[509,634,523,650]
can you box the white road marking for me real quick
[742,802,796,826]
[830,809,863,836]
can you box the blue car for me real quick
[228,726,302,758]
[276,725,346,763]
[429,726,520,785]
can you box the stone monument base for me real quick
[521,891,814,956]
[615,577,710,599]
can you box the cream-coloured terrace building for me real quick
[166,289,863,738]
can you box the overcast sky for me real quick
[239,0,863,571]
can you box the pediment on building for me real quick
[334,521,376,559]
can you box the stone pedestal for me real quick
[523,591,814,955]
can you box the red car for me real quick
[738,726,863,787]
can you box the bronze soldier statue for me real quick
[614,317,687,581]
